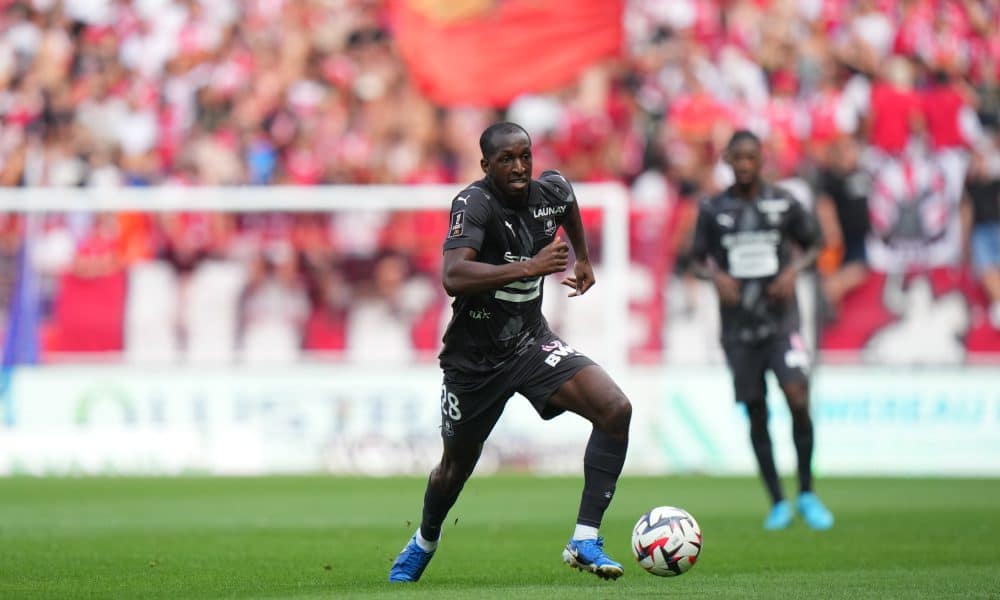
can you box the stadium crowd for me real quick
[1,0,999,363]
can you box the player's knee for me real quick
[600,393,631,436]
[783,383,810,415]
[436,447,480,484]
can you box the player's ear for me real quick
[480,157,489,173]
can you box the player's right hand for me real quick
[530,236,569,276]
[712,271,741,306]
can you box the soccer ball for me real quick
[631,506,702,577]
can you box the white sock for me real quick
[573,524,599,541]
[414,529,439,552]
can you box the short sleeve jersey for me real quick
[439,170,577,374]
[691,184,821,342]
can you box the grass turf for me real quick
[0,476,997,599]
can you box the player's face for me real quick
[482,132,532,199]
[727,139,762,186]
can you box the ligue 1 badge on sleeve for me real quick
[449,211,465,238]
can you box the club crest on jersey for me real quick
[758,199,789,225]
[716,213,735,229]
[543,218,556,236]
[449,210,465,238]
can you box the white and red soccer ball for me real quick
[631,506,702,577]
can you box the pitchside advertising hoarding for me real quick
[1,366,998,476]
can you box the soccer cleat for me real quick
[562,537,624,580]
[388,535,435,582]
[763,500,793,530]
[797,492,834,530]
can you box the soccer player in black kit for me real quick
[691,130,834,531]
[389,122,632,582]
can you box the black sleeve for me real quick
[443,187,492,252]
[817,170,835,198]
[786,194,822,250]
[538,170,576,204]
[690,199,714,261]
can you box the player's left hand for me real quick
[560,259,595,297]
[767,267,797,302]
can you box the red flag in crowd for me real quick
[389,0,624,107]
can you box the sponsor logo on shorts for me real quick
[785,332,810,373]
[541,339,578,367]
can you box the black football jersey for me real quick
[691,184,821,342]
[439,170,577,373]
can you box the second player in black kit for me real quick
[691,130,834,531]
[389,122,632,583]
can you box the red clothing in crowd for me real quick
[868,81,921,154]
[922,83,968,150]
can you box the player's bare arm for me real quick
[711,269,742,306]
[441,239,569,296]
[558,201,596,297]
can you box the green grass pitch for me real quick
[1,475,997,599]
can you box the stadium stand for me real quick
[1,0,998,364]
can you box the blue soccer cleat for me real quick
[388,535,435,582]
[798,492,834,530]
[562,537,624,580]
[763,500,793,530]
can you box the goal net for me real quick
[0,184,630,373]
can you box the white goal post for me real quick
[0,183,631,372]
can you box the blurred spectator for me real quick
[345,253,434,365]
[238,242,310,364]
[922,67,981,153]
[864,56,923,157]
[299,214,350,353]
[961,146,1000,329]
[815,136,872,313]
[47,213,126,352]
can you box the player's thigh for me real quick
[722,339,768,404]
[440,373,510,456]
[767,332,811,409]
[546,364,630,431]
[515,334,628,429]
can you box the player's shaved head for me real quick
[727,129,762,151]
[480,122,531,158]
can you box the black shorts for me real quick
[439,332,595,446]
[722,330,810,405]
